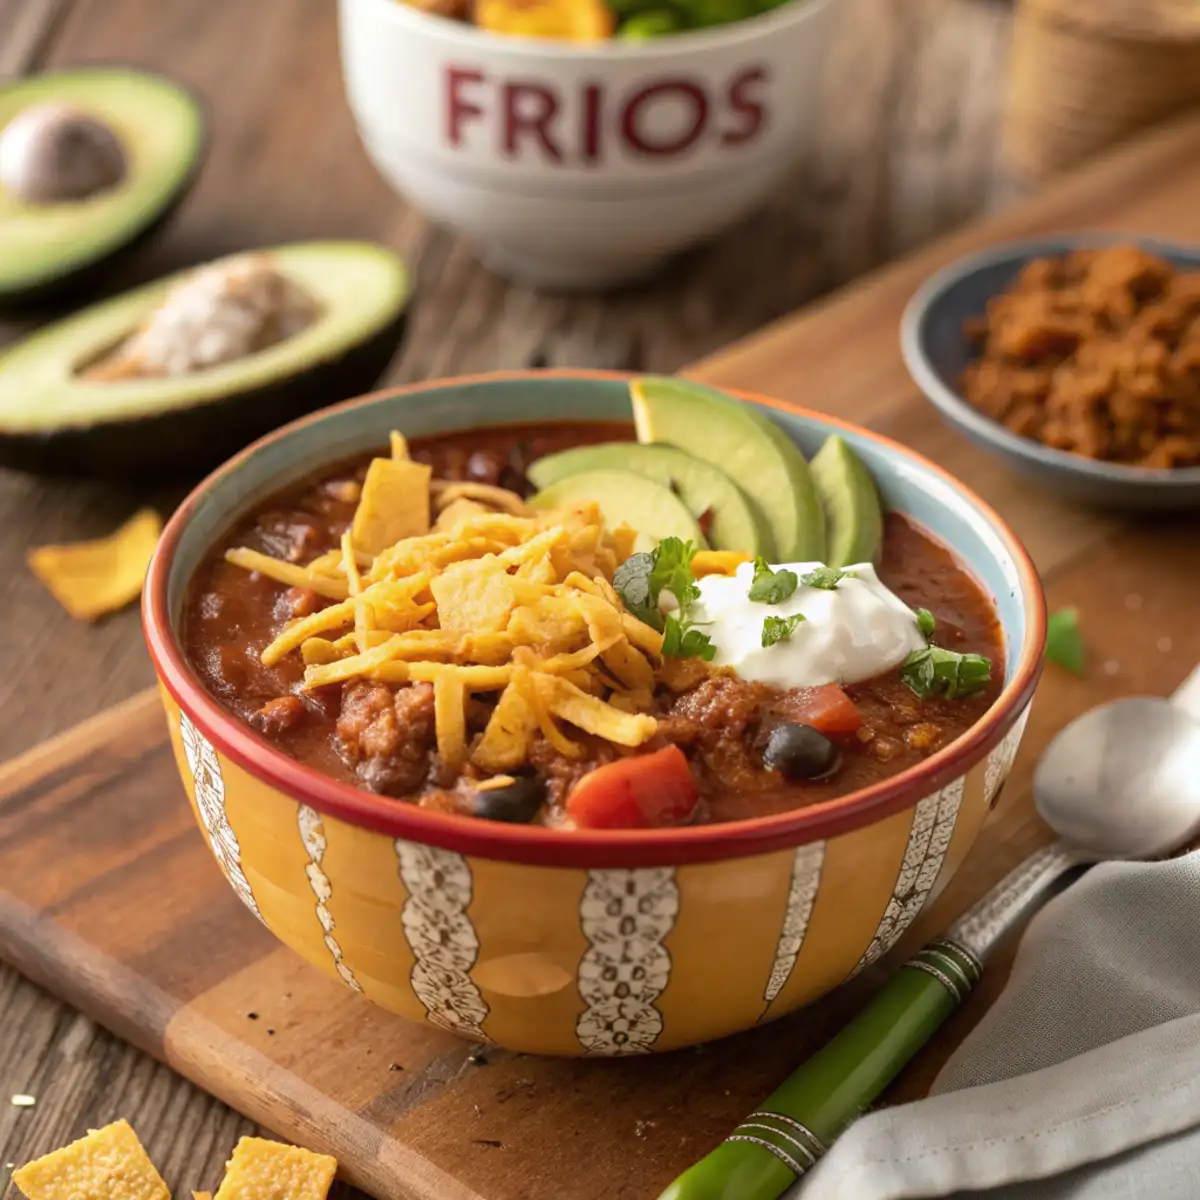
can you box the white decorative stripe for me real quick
[985,706,1031,804]
[179,712,263,922]
[297,805,362,993]
[849,777,965,978]
[575,868,679,1055]
[763,842,826,1008]
[395,840,490,1039]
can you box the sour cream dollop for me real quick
[691,561,926,689]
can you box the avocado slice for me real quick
[0,68,205,306]
[526,441,772,557]
[0,241,409,478]
[811,435,885,567]
[529,468,707,549]
[630,377,825,562]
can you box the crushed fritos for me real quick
[12,1119,170,1200]
[226,433,671,771]
[213,1138,337,1200]
[12,1124,337,1200]
[27,508,162,622]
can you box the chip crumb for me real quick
[213,1137,336,1200]
[27,508,162,621]
[11,1093,36,1107]
[12,1119,168,1200]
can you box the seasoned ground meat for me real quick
[252,695,307,735]
[338,681,437,796]
[962,245,1200,468]
[528,734,619,809]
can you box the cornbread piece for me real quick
[212,1137,337,1200]
[12,1120,168,1200]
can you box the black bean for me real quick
[474,775,546,824]
[763,723,841,781]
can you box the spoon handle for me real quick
[656,841,1086,1200]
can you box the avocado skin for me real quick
[0,309,406,479]
[0,73,207,312]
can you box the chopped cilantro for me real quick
[612,551,662,631]
[916,608,936,638]
[614,538,713,660]
[748,557,798,605]
[901,645,992,700]
[762,613,806,648]
[663,616,716,661]
[801,566,855,590]
[1045,607,1085,676]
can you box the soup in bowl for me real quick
[144,371,1044,1055]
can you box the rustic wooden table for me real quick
[0,0,1014,1193]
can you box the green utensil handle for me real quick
[656,938,982,1200]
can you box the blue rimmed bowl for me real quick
[901,234,1200,511]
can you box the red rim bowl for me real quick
[144,369,1046,868]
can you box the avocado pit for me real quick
[82,253,321,381]
[0,102,127,204]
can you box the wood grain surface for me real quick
[0,0,1175,1194]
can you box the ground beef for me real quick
[528,734,618,808]
[337,681,436,796]
[251,695,307,735]
[962,244,1200,468]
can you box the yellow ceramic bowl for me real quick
[144,370,1044,1056]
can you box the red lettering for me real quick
[622,80,708,158]
[446,66,486,148]
[502,81,563,163]
[582,82,603,165]
[723,67,767,146]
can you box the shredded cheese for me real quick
[223,433,682,780]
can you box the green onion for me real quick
[1045,607,1085,676]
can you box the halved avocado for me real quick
[630,377,826,562]
[811,435,884,567]
[529,469,707,549]
[0,68,205,306]
[526,441,773,557]
[0,241,410,478]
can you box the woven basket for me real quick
[1005,0,1200,182]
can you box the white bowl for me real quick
[338,0,840,289]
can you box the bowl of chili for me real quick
[144,369,1044,1055]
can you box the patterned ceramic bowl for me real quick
[143,371,1044,1057]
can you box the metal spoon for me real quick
[658,665,1200,1200]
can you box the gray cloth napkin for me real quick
[793,852,1200,1199]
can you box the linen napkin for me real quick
[792,850,1200,1199]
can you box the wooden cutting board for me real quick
[3,111,1200,1200]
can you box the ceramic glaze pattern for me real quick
[850,777,966,977]
[179,712,262,922]
[395,840,490,1039]
[763,842,826,1009]
[985,707,1031,803]
[575,868,679,1055]
[297,805,362,993]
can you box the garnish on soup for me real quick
[187,417,1004,830]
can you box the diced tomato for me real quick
[566,745,699,831]
[778,683,863,738]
